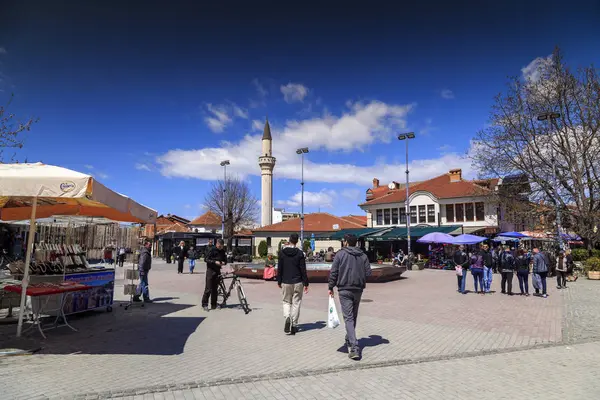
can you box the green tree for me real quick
[257,240,268,257]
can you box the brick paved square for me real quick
[1,259,599,399]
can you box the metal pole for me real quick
[300,153,305,245]
[222,164,226,241]
[552,151,563,251]
[17,197,37,337]
[405,139,411,270]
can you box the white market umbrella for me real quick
[0,162,158,337]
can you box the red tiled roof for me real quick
[360,173,496,206]
[157,221,190,235]
[366,181,423,201]
[341,215,367,226]
[189,211,221,226]
[253,212,365,233]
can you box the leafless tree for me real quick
[471,47,600,252]
[0,94,38,162]
[204,177,259,249]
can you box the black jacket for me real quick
[453,250,469,268]
[482,250,493,267]
[328,246,372,291]
[205,246,227,272]
[277,247,309,286]
[138,247,152,273]
[500,251,516,271]
[516,255,529,272]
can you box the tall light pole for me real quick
[398,132,416,269]
[220,160,230,241]
[538,112,562,250]
[296,147,309,246]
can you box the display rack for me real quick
[122,268,143,310]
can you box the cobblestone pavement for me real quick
[1,260,599,399]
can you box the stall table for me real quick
[3,282,91,338]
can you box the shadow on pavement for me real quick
[336,335,390,353]
[151,297,180,302]
[0,300,203,356]
[297,321,326,332]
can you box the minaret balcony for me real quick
[258,156,276,167]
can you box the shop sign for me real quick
[60,181,76,193]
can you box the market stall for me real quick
[0,162,157,337]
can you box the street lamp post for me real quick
[537,112,562,250]
[398,132,416,269]
[296,147,309,246]
[220,160,230,241]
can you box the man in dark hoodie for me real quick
[277,233,309,335]
[134,240,152,303]
[202,239,227,311]
[328,234,371,360]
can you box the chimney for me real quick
[394,181,401,189]
[373,178,380,188]
[449,169,462,182]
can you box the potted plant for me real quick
[376,255,383,264]
[585,257,600,280]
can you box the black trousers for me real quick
[202,268,220,308]
[501,271,513,294]
[556,270,567,287]
[177,258,184,273]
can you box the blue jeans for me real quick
[471,269,484,292]
[483,266,493,292]
[517,271,529,294]
[138,271,150,299]
[189,259,196,272]
[457,268,468,293]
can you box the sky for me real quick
[1,0,599,222]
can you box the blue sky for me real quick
[1,1,599,222]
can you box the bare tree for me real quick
[0,94,38,162]
[471,47,600,252]
[204,177,259,249]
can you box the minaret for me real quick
[259,119,276,227]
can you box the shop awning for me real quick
[366,225,460,241]
[316,227,391,240]
[449,226,488,235]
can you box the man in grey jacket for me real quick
[532,248,549,298]
[134,240,152,303]
[328,234,372,360]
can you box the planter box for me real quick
[412,263,425,271]
[588,271,600,280]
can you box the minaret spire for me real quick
[259,117,276,228]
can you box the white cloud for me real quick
[440,89,455,99]
[183,204,191,209]
[278,189,337,208]
[437,144,455,153]
[203,102,248,133]
[157,100,416,184]
[252,79,268,97]
[84,164,94,170]
[96,172,109,180]
[341,188,361,201]
[252,119,263,131]
[0,47,6,55]
[280,83,309,103]
[135,163,152,172]
[522,55,552,83]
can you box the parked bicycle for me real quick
[217,266,251,314]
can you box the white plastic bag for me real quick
[327,296,340,329]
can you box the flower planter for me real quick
[588,271,600,280]
[377,260,383,264]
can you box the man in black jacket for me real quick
[134,240,152,303]
[328,234,371,360]
[202,239,227,311]
[277,233,309,335]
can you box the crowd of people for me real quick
[453,244,574,297]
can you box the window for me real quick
[391,208,399,225]
[400,208,407,224]
[418,205,426,223]
[446,204,454,222]
[384,209,391,225]
[456,204,464,222]
[410,206,417,224]
[376,209,383,225]
[476,202,485,221]
[266,237,272,247]
[427,205,436,223]
[465,203,474,221]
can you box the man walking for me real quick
[202,239,227,311]
[533,248,549,298]
[482,244,494,293]
[328,234,371,360]
[500,246,516,295]
[176,241,187,274]
[134,240,152,303]
[277,233,309,335]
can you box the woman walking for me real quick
[516,249,530,296]
[176,241,187,274]
[470,249,485,294]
